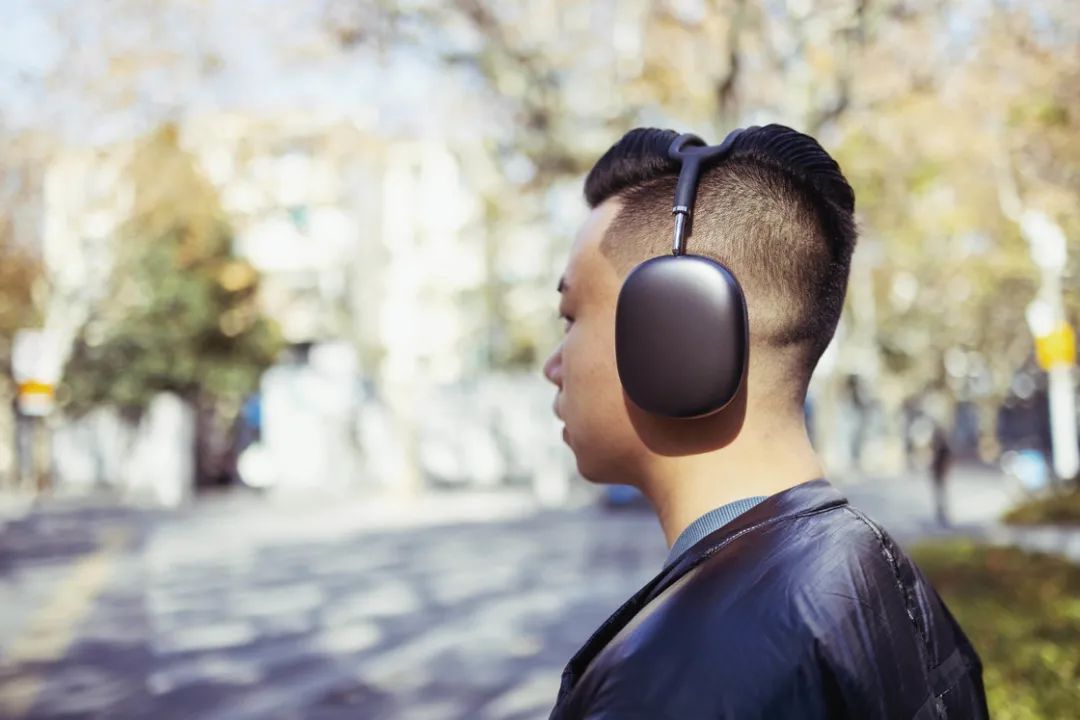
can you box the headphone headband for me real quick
[667,128,747,255]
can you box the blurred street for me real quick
[0,488,664,720]
[1,466,1062,720]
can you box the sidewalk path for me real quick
[0,492,35,532]
[3,472,1079,719]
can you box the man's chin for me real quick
[562,428,638,487]
[572,456,622,487]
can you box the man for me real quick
[542,124,988,719]
[930,421,953,527]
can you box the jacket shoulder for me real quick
[571,507,870,715]
[575,505,987,718]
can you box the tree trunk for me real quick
[193,394,227,488]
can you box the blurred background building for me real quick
[0,0,1076,505]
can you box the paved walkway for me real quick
[0,489,666,719]
[0,492,35,531]
[2,467,1078,718]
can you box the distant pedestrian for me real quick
[930,423,952,526]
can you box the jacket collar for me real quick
[554,478,848,707]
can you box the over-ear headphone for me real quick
[614,129,750,419]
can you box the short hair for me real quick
[584,124,856,399]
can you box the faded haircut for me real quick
[584,124,857,397]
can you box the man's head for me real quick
[543,124,856,485]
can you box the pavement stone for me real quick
[2,467,1078,718]
[1,492,666,719]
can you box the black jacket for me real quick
[549,479,988,719]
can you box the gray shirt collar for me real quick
[664,496,767,568]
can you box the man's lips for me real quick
[553,400,568,441]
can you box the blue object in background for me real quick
[1002,448,1052,493]
[603,484,646,508]
[241,393,262,431]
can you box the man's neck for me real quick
[639,421,825,549]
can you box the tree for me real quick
[327,0,1079,466]
[829,0,1080,457]
[0,224,44,387]
[0,144,47,487]
[320,0,882,369]
[62,124,282,486]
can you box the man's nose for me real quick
[543,347,562,388]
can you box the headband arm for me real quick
[667,129,745,255]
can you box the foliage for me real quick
[9,1,1078,430]
[61,125,282,420]
[0,154,45,388]
[0,241,44,383]
[835,4,1079,410]
[912,540,1080,720]
[341,0,1080,405]
[1003,487,1080,527]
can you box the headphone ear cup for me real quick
[615,255,748,418]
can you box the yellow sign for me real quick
[1035,322,1076,370]
[16,380,55,417]
[18,380,55,396]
